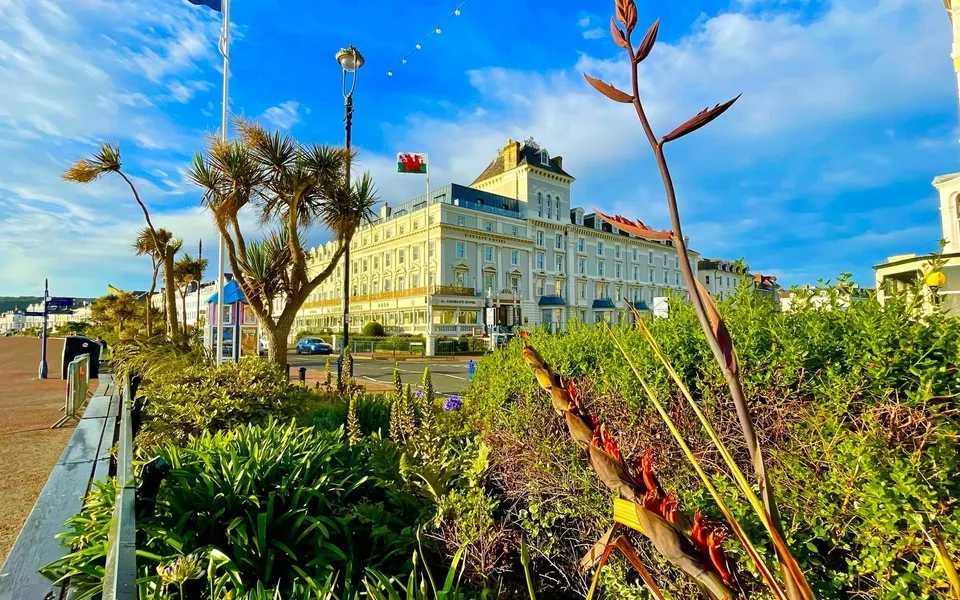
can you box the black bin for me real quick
[61,335,101,380]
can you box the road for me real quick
[285,353,475,395]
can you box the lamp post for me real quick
[336,45,364,386]
[925,271,947,306]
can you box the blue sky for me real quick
[0,0,956,298]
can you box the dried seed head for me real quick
[565,410,596,447]
[661,94,742,144]
[634,19,660,63]
[550,386,572,412]
[533,366,556,390]
[610,18,629,50]
[583,73,634,104]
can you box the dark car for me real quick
[295,337,333,355]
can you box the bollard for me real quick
[287,363,291,380]
[468,359,476,382]
[298,366,307,387]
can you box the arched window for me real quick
[546,194,553,219]
[537,192,543,217]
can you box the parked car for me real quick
[295,337,333,355]
[259,335,268,356]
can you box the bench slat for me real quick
[0,462,94,600]
[57,418,107,466]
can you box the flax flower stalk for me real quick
[606,324,787,600]
[627,308,809,597]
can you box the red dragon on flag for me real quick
[397,152,428,174]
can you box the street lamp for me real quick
[925,271,947,305]
[336,45,364,386]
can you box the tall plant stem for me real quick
[623,28,806,600]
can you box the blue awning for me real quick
[207,279,247,305]
[592,298,616,309]
[538,295,566,306]
[632,301,649,310]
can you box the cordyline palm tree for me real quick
[174,252,209,337]
[92,292,141,340]
[64,144,180,338]
[133,227,177,337]
[188,118,378,364]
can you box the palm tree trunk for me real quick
[146,261,158,337]
[181,291,188,338]
[162,251,179,338]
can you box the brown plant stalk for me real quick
[583,1,815,598]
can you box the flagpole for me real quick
[216,0,230,365]
[424,152,430,203]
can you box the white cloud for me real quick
[262,101,302,129]
[167,79,213,103]
[582,28,606,40]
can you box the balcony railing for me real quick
[432,285,477,297]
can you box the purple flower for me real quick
[415,387,424,399]
[443,395,463,411]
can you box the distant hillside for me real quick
[0,296,97,313]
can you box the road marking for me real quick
[443,374,467,381]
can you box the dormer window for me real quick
[540,149,549,165]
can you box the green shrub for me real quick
[362,321,386,337]
[463,284,960,599]
[135,357,316,451]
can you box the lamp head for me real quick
[336,46,365,72]
[925,271,947,290]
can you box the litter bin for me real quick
[61,335,101,380]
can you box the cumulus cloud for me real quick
[262,101,302,129]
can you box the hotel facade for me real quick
[294,138,699,351]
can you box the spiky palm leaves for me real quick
[188,117,380,364]
[65,144,181,338]
[174,252,208,336]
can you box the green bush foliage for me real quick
[135,357,316,450]
[464,284,960,599]
[362,321,387,337]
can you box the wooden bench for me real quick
[0,375,122,600]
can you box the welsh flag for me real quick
[397,152,428,174]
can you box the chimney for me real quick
[502,139,520,169]
[552,156,562,169]
[380,203,392,219]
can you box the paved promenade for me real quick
[0,337,71,564]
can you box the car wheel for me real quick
[296,348,301,354]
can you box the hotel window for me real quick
[412,246,419,261]
[398,276,405,290]
[456,242,465,259]
[579,282,586,299]
[536,280,544,296]
[385,253,391,267]
[615,264,622,279]
[663,255,668,266]
[649,268,654,282]
[384,279,392,291]
[632,288,639,301]
[512,226,519,237]
[648,251,654,264]
[484,220,493,232]
[429,216,435,224]
[555,281,563,296]
[547,196,553,219]
[676,272,681,286]
[579,309,587,321]
[633,266,638,280]
[484,246,494,262]
[429,241,435,256]
[536,231,545,246]
[578,238,585,252]
[455,272,466,287]
[483,274,495,292]
[511,250,519,266]
[663,270,668,284]
[579,258,586,274]
[598,261,605,277]
[537,192,543,216]
[412,273,420,287]
[363,260,368,273]
[556,256,563,271]
[373,257,379,269]
[413,220,420,230]
[632,248,638,261]
[727,276,731,286]
[399,225,405,234]
[597,241,604,256]
[536,253,545,270]
[511,276,520,292]
[374,233,379,242]
[675,257,679,268]
[457,216,465,227]
[398,249,405,264]
[373,281,380,294]
[705,275,711,284]
[615,245,621,259]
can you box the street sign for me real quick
[652,297,669,319]
[48,297,74,308]
[485,307,497,325]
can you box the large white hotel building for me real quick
[294,138,699,349]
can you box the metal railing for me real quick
[53,353,89,428]
[102,372,136,600]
